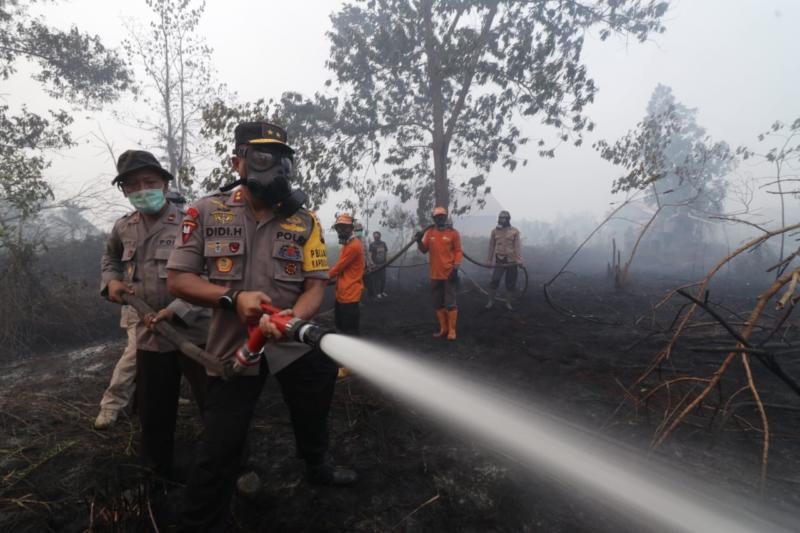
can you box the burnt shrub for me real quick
[0,234,118,360]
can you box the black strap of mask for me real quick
[219,178,245,193]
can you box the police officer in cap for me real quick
[167,121,357,530]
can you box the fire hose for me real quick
[121,293,228,377]
[232,303,333,375]
[461,251,529,295]
[363,227,529,296]
[363,225,433,277]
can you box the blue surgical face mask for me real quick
[128,188,166,214]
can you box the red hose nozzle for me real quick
[230,304,334,376]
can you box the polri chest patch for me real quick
[216,257,234,273]
[284,262,299,276]
[277,244,302,261]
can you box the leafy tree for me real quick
[1,1,131,106]
[598,84,732,211]
[0,1,131,351]
[200,92,347,209]
[0,0,131,246]
[122,0,222,193]
[594,84,734,284]
[325,0,669,213]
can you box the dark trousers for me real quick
[431,278,458,309]
[372,267,386,294]
[335,301,360,335]
[179,349,338,532]
[136,349,207,479]
[489,257,519,291]
[365,270,376,298]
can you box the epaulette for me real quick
[117,210,141,225]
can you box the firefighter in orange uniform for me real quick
[329,213,365,335]
[416,206,463,340]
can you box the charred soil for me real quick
[1,271,799,532]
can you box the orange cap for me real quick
[334,213,354,225]
[432,206,448,216]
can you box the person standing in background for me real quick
[416,206,462,341]
[329,213,365,334]
[486,210,523,311]
[369,231,389,299]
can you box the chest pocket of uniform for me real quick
[154,246,172,279]
[272,240,304,282]
[204,239,246,280]
[122,240,137,281]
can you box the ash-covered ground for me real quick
[1,268,799,532]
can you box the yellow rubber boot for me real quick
[433,308,448,337]
[447,309,458,341]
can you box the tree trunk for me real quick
[421,0,449,210]
[432,138,449,208]
[160,8,179,191]
[178,31,188,190]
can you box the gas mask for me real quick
[240,146,307,216]
[498,216,511,228]
[335,225,354,244]
[433,215,448,229]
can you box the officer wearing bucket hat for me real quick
[167,121,357,530]
[100,150,208,479]
[94,187,196,431]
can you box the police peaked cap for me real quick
[112,150,174,185]
[234,121,294,154]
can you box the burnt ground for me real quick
[1,268,800,532]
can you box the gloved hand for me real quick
[448,266,459,282]
[414,230,425,244]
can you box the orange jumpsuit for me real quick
[329,237,365,334]
[420,227,463,308]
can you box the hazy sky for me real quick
[6,0,799,228]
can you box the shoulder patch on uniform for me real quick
[302,211,328,272]
[280,216,307,232]
[181,219,198,244]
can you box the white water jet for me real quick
[320,334,793,533]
